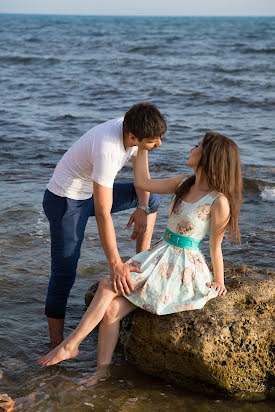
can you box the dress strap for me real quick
[204,191,221,205]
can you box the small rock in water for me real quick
[1,358,25,371]
[14,392,36,411]
[0,394,15,412]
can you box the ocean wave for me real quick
[52,114,78,121]
[205,97,275,108]
[243,177,275,200]
[25,37,41,43]
[0,55,60,64]
[260,187,275,203]
[126,46,161,54]
[213,66,248,74]
[240,47,275,55]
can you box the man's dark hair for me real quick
[123,102,167,141]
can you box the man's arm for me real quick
[132,154,150,203]
[125,155,151,240]
[93,181,142,296]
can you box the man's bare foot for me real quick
[37,340,79,366]
[78,365,111,387]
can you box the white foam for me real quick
[260,187,275,203]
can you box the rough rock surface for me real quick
[0,394,15,412]
[85,261,275,400]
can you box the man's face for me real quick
[135,136,163,151]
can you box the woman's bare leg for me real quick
[80,296,137,387]
[97,296,136,367]
[38,277,118,366]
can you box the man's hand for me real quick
[126,208,147,240]
[110,261,142,296]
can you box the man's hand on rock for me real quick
[109,261,141,296]
[207,281,227,296]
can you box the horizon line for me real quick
[0,12,274,17]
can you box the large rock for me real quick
[85,262,275,400]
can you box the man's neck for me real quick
[123,130,135,149]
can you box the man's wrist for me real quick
[137,205,151,215]
[109,259,123,267]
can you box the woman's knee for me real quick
[98,277,112,292]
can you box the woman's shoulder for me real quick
[211,193,230,215]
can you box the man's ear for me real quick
[129,133,138,145]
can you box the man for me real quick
[43,102,167,345]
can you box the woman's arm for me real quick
[208,194,230,295]
[133,148,186,194]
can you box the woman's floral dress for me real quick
[125,188,220,315]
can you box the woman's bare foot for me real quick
[37,340,79,366]
[78,365,111,387]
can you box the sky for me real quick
[0,0,275,16]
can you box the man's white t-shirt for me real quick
[47,117,138,200]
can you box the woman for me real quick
[38,131,242,383]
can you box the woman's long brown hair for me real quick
[172,132,243,243]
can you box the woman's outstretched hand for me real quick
[207,281,227,296]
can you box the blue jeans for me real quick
[43,183,160,319]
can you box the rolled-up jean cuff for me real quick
[45,309,65,319]
[148,193,160,213]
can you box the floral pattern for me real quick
[124,186,220,315]
[176,220,195,236]
[158,262,175,279]
[193,254,205,273]
[196,204,211,221]
[132,277,147,296]
[172,246,183,256]
[152,254,162,265]
[175,302,194,312]
[128,259,142,269]
[181,267,194,286]
[141,304,157,314]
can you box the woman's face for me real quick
[187,140,203,169]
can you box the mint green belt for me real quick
[163,228,201,251]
